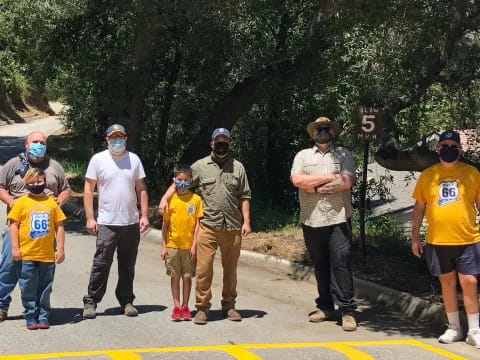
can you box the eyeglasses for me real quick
[316,127,331,132]
[440,144,459,150]
[31,140,46,145]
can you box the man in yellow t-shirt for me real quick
[7,168,66,330]
[161,164,203,321]
[411,130,480,348]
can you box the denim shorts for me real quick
[425,242,480,276]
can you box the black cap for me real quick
[438,130,460,143]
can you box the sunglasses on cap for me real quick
[439,144,459,150]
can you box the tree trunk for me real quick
[181,2,333,163]
[375,0,472,171]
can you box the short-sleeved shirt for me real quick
[85,150,146,226]
[412,162,480,246]
[291,145,355,227]
[7,194,66,262]
[0,155,70,199]
[191,155,251,230]
[163,192,203,249]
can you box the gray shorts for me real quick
[425,242,480,276]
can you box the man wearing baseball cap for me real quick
[290,116,358,331]
[158,127,251,325]
[82,124,150,319]
[411,130,480,348]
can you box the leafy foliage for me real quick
[2,0,480,226]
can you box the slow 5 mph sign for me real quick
[355,106,383,141]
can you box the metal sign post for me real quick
[355,106,383,256]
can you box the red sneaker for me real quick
[181,305,191,320]
[171,306,181,321]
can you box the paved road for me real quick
[0,119,479,359]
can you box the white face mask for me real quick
[109,138,126,154]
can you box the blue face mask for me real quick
[109,138,126,154]
[28,143,47,158]
[174,180,191,194]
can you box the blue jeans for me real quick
[17,261,55,322]
[0,231,21,311]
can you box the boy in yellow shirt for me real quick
[161,164,203,321]
[8,168,66,330]
[411,130,480,348]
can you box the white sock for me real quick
[467,313,479,331]
[446,312,461,329]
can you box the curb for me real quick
[140,227,446,326]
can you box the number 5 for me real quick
[362,115,375,133]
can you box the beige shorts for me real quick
[165,248,196,277]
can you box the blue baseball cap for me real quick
[438,130,460,144]
[106,124,127,137]
[211,128,231,140]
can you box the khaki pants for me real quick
[195,223,241,312]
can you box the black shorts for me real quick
[425,243,480,276]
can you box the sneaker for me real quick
[38,320,50,329]
[0,309,7,322]
[308,309,330,323]
[83,303,97,319]
[342,311,358,331]
[466,328,480,349]
[438,325,463,344]
[26,319,38,330]
[224,308,242,321]
[193,310,208,325]
[123,303,138,317]
[171,306,182,321]
[181,305,192,321]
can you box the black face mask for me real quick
[315,129,333,144]
[213,141,229,156]
[26,184,46,195]
[439,147,459,163]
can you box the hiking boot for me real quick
[193,310,208,325]
[439,325,463,344]
[123,303,138,317]
[181,305,192,321]
[224,308,242,321]
[83,303,97,319]
[308,309,330,323]
[0,309,7,322]
[466,329,480,348]
[342,312,357,331]
[171,306,182,321]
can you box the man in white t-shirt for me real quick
[82,124,149,319]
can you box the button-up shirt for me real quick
[291,145,355,227]
[191,155,251,230]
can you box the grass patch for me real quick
[47,131,90,193]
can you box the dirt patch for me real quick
[0,94,54,124]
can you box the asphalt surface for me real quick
[0,114,479,359]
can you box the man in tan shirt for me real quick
[291,117,357,331]
[159,128,251,325]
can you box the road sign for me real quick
[355,106,383,141]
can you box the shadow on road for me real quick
[351,300,438,338]
[50,307,84,325]
[0,135,24,165]
[48,305,168,326]
[195,309,268,322]
[102,304,167,317]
